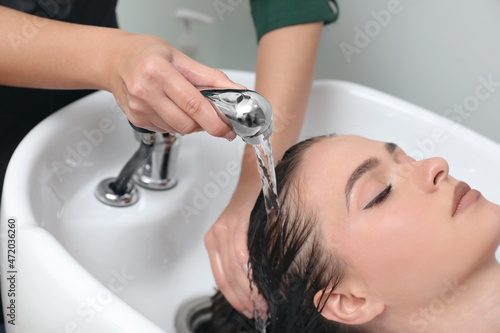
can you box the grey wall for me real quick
[117,0,500,143]
[116,0,258,71]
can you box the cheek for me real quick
[336,199,500,304]
[345,204,447,283]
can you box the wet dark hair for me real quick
[202,135,366,333]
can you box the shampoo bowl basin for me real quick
[2,70,500,332]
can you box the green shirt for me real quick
[250,0,339,41]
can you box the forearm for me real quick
[0,5,125,90]
[234,21,324,198]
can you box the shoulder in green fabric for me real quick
[250,0,339,41]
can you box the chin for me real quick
[464,198,500,259]
[484,199,500,222]
[481,200,500,257]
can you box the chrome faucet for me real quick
[133,132,180,190]
[95,89,274,207]
[200,89,273,145]
[95,126,157,207]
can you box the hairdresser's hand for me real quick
[205,149,268,318]
[108,33,243,137]
[205,196,255,316]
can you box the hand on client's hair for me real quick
[204,197,257,318]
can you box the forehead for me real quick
[298,135,385,213]
[301,135,384,178]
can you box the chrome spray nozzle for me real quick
[200,89,273,145]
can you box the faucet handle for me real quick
[199,88,274,145]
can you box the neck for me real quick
[372,259,500,333]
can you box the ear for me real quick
[313,286,385,325]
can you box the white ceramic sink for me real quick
[2,70,500,332]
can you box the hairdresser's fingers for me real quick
[214,207,255,315]
[146,90,202,134]
[127,94,205,135]
[205,212,255,316]
[205,224,247,314]
[128,102,204,135]
[129,111,179,133]
[231,215,255,309]
[225,225,254,315]
[118,75,197,134]
[152,96,205,134]
[161,64,235,138]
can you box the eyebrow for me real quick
[345,143,397,210]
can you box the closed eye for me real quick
[363,184,392,210]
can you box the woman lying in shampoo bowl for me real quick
[203,134,500,333]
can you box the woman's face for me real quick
[300,135,500,307]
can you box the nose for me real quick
[412,157,449,193]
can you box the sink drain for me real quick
[95,177,139,207]
[175,293,256,333]
[175,296,212,333]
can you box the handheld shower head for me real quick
[200,89,273,145]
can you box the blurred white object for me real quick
[174,8,213,59]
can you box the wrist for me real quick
[96,29,133,92]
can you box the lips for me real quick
[451,181,480,217]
